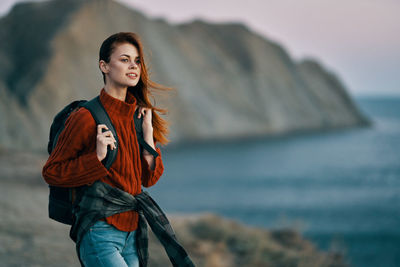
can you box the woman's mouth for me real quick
[126,73,138,79]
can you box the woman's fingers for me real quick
[102,131,116,141]
[138,107,143,118]
[97,124,108,135]
[98,136,116,150]
[97,125,116,140]
[105,138,117,150]
[138,107,151,119]
[97,125,116,149]
[96,125,117,161]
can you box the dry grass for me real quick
[147,213,349,267]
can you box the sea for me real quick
[146,96,400,267]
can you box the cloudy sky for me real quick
[1,0,399,96]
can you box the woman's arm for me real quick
[142,127,156,169]
[139,107,164,187]
[42,108,109,187]
[141,143,164,187]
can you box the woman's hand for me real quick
[137,107,153,133]
[137,107,156,162]
[96,124,117,162]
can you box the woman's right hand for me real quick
[96,124,117,162]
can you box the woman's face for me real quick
[100,42,141,88]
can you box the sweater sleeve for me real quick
[42,107,109,187]
[141,144,164,188]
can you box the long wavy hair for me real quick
[99,32,172,146]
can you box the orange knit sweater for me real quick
[42,88,164,232]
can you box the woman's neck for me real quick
[104,83,127,102]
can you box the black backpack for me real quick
[47,95,159,225]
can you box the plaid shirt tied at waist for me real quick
[69,180,195,267]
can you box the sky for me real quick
[1,0,399,97]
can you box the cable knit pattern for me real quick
[42,88,164,232]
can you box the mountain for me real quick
[0,0,370,150]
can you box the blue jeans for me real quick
[79,220,140,267]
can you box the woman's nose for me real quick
[130,62,139,68]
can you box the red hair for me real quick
[99,32,174,145]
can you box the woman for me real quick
[42,32,172,267]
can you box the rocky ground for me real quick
[0,150,348,266]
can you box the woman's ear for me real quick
[99,60,109,73]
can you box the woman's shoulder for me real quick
[64,106,96,129]
[52,106,97,149]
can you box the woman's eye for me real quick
[135,60,141,64]
[121,58,128,62]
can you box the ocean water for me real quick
[147,97,400,267]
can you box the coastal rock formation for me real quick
[0,0,369,150]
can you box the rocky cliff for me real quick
[0,0,370,150]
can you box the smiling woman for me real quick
[99,43,141,95]
[41,32,194,267]
[98,33,172,148]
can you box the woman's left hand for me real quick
[137,107,153,132]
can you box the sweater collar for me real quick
[99,88,137,118]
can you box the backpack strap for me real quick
[84,96,159,169]
[133,107,159,158]
[83,96,118,170]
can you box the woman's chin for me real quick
[125,81,139,87]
